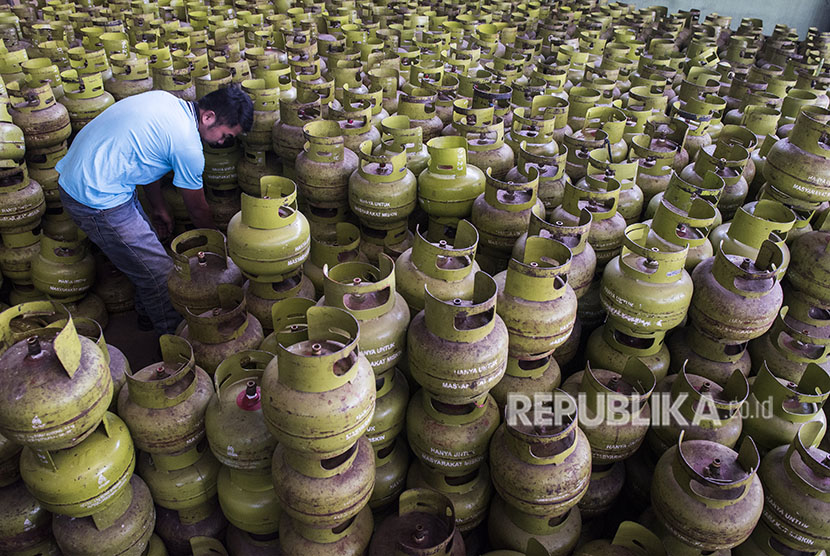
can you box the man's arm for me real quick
[179,187,217,230]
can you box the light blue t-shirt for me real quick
[56,90,205,210]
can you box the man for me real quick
[56,86,254,335]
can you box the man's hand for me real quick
[152,205,174,241]
[180,187,217,230]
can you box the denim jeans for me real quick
[59,186,182,335]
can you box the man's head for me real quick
[196,86,254,147]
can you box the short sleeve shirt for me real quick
[56,90,204,210]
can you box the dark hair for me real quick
[198,85,254,132]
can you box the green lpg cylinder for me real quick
[646,195,716,272]
[259,298,316,356]
[376,115,431,177]
[585,320,670,383]
[117,335,214,455]
[304,222,364,296]
[0,311,111,451]
[395,220,481,315]
[368,489,466,556]
[504,140,570,216]
[154,500,226,556]
[59,70,114,135]
[225,524,281,556]
[271,436,375,527]
[417,136,485,240]
[406,389,499,478]
[680,141,750,221]
[260,306,375,459]
[575,521,666,556]
[689,240,785,344]
[241,78,279,152]
[398,88,443,142]
[647,366,748,456]
[20,412,135,521]
[370,437,409,511]
[0,165,45,235]
[178,285,264,375]
[217,467,280,536]
[489,352,562,412]
[513,210,596,300]
[326,99,380,153]
[227,176,311,283]
[786,217,830,309]
[167,229,244,317]
[0,431,20,486]
[645,170,724,229]
[741,362,830,454]
[494,236,577,358]
[0,480,52,555]
[445,101,514,180]
[31,234,95,302]
[651,434,763,552]
[272,90,322,173]
[204,350,275,474]
[667,325,753,386]
[244,270,316,333]
[408,272,508,403]
[489,396,592,517]
[319,254,410,376]
[561,360,655,464]
[472,167,545,273]
[600,223,692,340]
[504,95,562,160]
[487,496,581,556]
[0,228,41,285]
[7,81,71,150]
[279,505,373,556]
[0,98,25,163]
[52,474,155,556]
[629,119,689,205]
[137,441,221,516]
[751,301,830,382]
[578,461,625,519]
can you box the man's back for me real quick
[56,90,204,210]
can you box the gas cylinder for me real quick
[406,389,499,477]
[574,521,666,556]
[488,497,581,556]
[371,437,409,511]
[689,240,785,343]
[504,140,570,215]
[93,261,134,313]
[217,467,280,536]
[259,298,317,356]
[406,461,492,533]
[153,498,226,554]
[759,421,830,552]
[377,115,431,177]
[117,335,213,455]
[31,234,95,302]
[513,210,596,300]
[408,272,508,403]
[630,119,689,205]
[205,350,275,470]
[167,229,244,317]
[225,524,282,556]
[583,153,643,227]
[52,474,155,556]
[651,434,763,551]
[681,141,751,221]
[787,220,830,309]
[585,321,671,383]
[0,165,45,235]
[504,95,564,159]
[418,136,486,238]
[279,505,373,556]
[645,169,725,229]
[445,101,514,180]
[398,88,443,142]
[295,120,358,222]
[667,326,753,386]
[0,99,24,163]
[395,220,481,315]
[472,167,545,271]
[272,89,323,173]
[368,366,408,448]
[741,362,830,454]
[260,306,375,459]
[565,106,628,182]
[241,79,279,152]
[244,270,317,332]
[227,176,311,283]
[750,306,830,383]
[203,141,240,191]
[349,140,417,234]
[105,53,153,101]
[647,367,748,455]
[0,228,40,284]
[647,195,716,272]
[178,285,264,375]
[238,150,282,199]
[489,353,562,411]
[271,435,374,527]
[304,222,363,295]
[494,236,576,357]
[369,489,466,556]
[319,254,409,376]
[489,395,592,517]
[20,412,135,519]
[58,70,114,135]
[0,432,19,486]
[7,81,71,149]
[326,99,380,153]
[562,360,655,463]
[0,479,52,554]
[577,461,625,519]
[601,222,692,338]
[0,312,110,451]
[138,441,221,514]
[765,106,830,205]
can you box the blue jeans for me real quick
[59,187,182,335]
